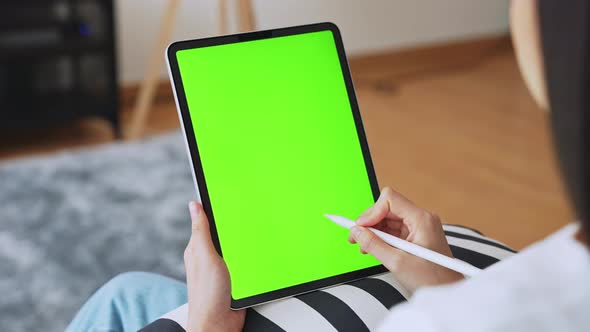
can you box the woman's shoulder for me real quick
[378,223,590,332]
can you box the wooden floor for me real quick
[0,37,573,249]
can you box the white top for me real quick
[377,224,590,332]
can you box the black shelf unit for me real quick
[0,0,120,136]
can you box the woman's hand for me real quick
[185,201,245,332]
[349,187,464,295]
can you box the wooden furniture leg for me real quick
[218,0,229,35]
[127,0,256,139]
[237,0,256,32]
[127,0,180,139]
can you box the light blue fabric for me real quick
[65,272,187,332]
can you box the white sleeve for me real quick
[376,303,440,332]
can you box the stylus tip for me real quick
[324,214,355,228]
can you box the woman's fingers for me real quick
[350,226,403,272]
[357,187,420,226]
[381,187,421,219]
[185,201,217,261]
[356,189,392,226]
[184,201,246,331]
[348,218,402,243]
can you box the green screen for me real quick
[176,30,380,300]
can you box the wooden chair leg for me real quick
[237,0,256,32]
[218,0,229,35]
[127,0,181,140]
[127,0,255,139]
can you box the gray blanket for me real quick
[0,132,194,332]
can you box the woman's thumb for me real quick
[351,226,401,270]
[188,201,216,254]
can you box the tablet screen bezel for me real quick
[166,22,386,309]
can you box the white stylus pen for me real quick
[325,214,482,277]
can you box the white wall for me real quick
[116,0,510,84]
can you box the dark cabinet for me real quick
[0,0,120,136]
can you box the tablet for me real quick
[167,22,386,309]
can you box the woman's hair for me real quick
[538,1,589,238]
